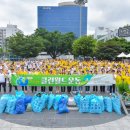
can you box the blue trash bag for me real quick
[53,95,61,110]
[58,96,69,114]
[74,93,82,108]
[79,96,90,113]
[104,97,112,113]
[24,95,32,110]
[31,92,45,112]
[62,94,69,100]
[24,96,32,105]
[0,94,11,114]
[15,90,25,99]
[112,94,121,114]
[48,94,55,110]
[15,98,26,114]
[1,94,11,100]
[98,96,105,112]
[41,94,49,109]
[53,95,62,110]
[5,95,16,114]
[89,95,102,114]
[0,99,8,114]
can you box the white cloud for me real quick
[0,0,130,35]
[87,0,130,34]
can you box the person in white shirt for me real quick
[0,69,6,93]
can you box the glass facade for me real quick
[38,6,87,37]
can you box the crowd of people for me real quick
[0,59,129,94]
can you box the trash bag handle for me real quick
[36,92,43,97]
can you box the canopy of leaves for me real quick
[95,38,129,60]
[8,33,44,58]
[34,28,75,59]
[72,35,96,57]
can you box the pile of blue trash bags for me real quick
[0,91,121,115]
[0,91,69,114]
[74,93,121,114]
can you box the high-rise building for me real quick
[0,24,22,47]
[94,26,130,42]
[38,2,87,37]
[94,27,115,40]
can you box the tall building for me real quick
[0,24,22,47]
[94,26,130,42]
[38,2,87,37]
[94,27,115,40]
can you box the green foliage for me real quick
[0,47,3,53]
[34,28,75,59]
[7,28,130,60]
[0,47,3,57]
[117,81,129,94]
[8,28,75,59]
[72,35,96,57]
[72,36,130,60]
[95,38,126,60]
[8,32,44,58]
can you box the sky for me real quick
[0,0,130,35]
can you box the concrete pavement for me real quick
[0,110,130,130]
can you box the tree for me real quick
[124,42,130,53]
[8,32,44,58]
[34,28,48,38]
[0,47,3,57]
[95,38,125,60]
[72,35,96,57]
[43,31,74,59]
[34,28,75,59]
[60,32,75,54]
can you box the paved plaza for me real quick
[0,109,130,130]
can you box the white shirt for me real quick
[0,73,5,83]
[0,66,2,69]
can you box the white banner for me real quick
[86,74,116,86]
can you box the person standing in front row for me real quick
[8,69,18,93]
[0,69,6,93]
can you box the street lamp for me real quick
[74,0,88,37]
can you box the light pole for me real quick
[74,0,88,37]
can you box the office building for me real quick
[94,26,130,42]
[0,24,22,47]
[38,2,87,37]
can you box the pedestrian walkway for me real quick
[0,110,129,130]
